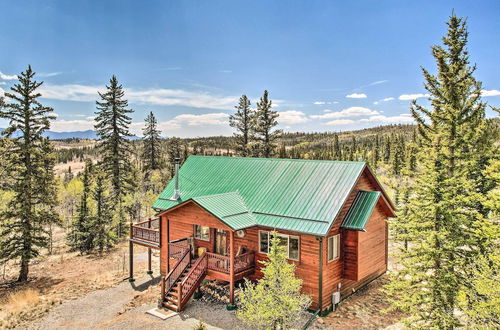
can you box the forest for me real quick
[0,14,498,329]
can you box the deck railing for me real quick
[131,226,160,244]
[234,251,255,273]
[163,245,191,297]
[206,251,255,274]
[206,252,230,273]
[180,252,208,305]
[168,241,190,260]
[130,218,160,245]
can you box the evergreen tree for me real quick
[383,136,391,163]
[372,134,380,168]
[68,159,94,252]
[254,90,282,158]
[332,134,341,160]
[94,75,133,237]
[237,232,311,329]
[229,95,253,156]
[167,137,183,177]
[0,66,58,281]
[91,172,116,255]
[142,111,162,172]
[39,138,60,255]
[386,15,498,328]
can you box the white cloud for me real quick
[398,93,429,101]
[38,83,240,110]
[311,106,379,119]
[39,72,62,77]
[49,112,232,137]
[346,93,367,99]
[373,97,395,105]
[368,80,388,86]
[313,101,326,105]
[0,87,4,96]
[323,109,332,113]
[278,110,310,124]
[50,119,95,132]
[0,82,6,85]
[481,89,500,97]
[169,113,229,126]
[360,114,414,123]
[325,119,355,125]
[0,72,17,80]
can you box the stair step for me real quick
[166,295,178,304]
[162,301,178,312]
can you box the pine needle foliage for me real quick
[142,111,162,171]
[0,66,59,282]
[91,171,116,255]
[386,15,499,328]
[68,159,94,252]
[229,95,254,156]
[237,232,311,329]
[94,75,134,237]
[254,90,282,158]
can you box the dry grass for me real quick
[0,240,156,329]
[3,288,40,314]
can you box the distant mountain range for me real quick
[0,129,139,140]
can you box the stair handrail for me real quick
[179,252,208,305]
[164,245,191,296]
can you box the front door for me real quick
[214,229,227,255]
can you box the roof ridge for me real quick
[187,155,367,164]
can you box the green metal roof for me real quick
[341,190,381,231]
[154,156,368,236]
[192,192,256,230]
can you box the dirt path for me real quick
[25,275,162,330]
[25,275,320,330]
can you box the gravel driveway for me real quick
[24,275,320,330]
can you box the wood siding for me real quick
[321,168,390,310]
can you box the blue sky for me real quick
[0,0,499,137]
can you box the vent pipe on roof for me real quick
[170,157,181,201]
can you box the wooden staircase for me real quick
[161,248,208,312]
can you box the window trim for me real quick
[258,230,300,261]
[194,225,210,241]
[327,234,340,262]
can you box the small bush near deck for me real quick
[237,231,311,329]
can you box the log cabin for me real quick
[129,155,395,313]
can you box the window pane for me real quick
[195,225,209,240]
[328,236,334,261]
[289,237,299,260]
[335,235,340,259]
[201,226,209,240]
[259,231,269,253]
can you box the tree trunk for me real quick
[18,257,29,282]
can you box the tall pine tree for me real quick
[386,15,498,328]
[229,95,253,156]
[94,75,133,237]
[254,90,281,158]
[68,159,94,252]
[91,172,116,255]
[0,66,58,281]
[142,111,162,171]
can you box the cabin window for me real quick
[194,225,210,241]
[327,234,340,262]
[259,230,300,261]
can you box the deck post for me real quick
[229,230,235,305]
[129,222,135,282]
[147,218,153,275]
[166,216,170,273]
